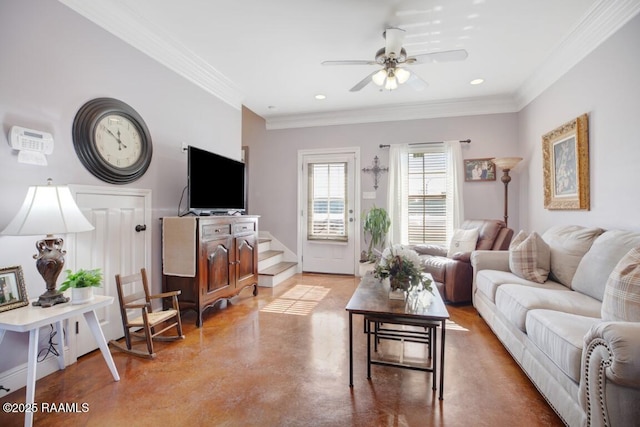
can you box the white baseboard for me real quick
[0,353,66,397]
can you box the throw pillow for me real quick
[447,228,479,257]
[509,231,551,284]
[601,247,640,322]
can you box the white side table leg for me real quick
[55,320,65,370]
[25,328,39,427]
[82,311,120,381]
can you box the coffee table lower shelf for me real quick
[365,316,440,392]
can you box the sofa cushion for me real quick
[601,247,640,321]
[526,309,600,382]
[572,230,640,301]
[447,228,479,257]
[475,270,565,304]
[508,231,550,283]
[542,225,604,288]
[495,284,602,332]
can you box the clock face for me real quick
[95,114,143,168]
[73,98,153,184]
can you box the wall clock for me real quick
[73,97,153,184]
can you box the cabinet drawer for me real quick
[202,224,231,239]
[234,222,255,234]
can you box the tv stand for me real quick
[161,216,259,327]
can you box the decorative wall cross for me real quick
[362,156,388,190]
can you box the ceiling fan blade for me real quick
[408,49,468,64]
[322,60,377,66]
[349,70,379,92]
[406,70,428,91]
[384,27,406,58]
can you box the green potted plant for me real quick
[59,268,103,304]
[362,206,391,263]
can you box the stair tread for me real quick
[259,261,297,276]
[258,238,272,244]
[259,249,284,261]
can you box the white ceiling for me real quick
[60,0,640,129]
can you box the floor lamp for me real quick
[492,157,523,227]
[1,179,94,307]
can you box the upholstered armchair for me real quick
[412,219,513,303]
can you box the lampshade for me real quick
[385,75,398,90]
[492,157,523,171]
[395,67,410,84]
[2,181,94,236]
[372,69,387,86]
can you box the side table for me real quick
[0,295,120,427]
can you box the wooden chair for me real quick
[109,268,184,359]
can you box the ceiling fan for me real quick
[322,27,468,92]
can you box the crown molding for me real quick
[264,95,519,130]
[515,0,640,109]
[58,0,244,110]
[59,0,639,127]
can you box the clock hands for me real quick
[105,128,128,150]
[116,129,127,150]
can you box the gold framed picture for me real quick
[0,265,29,312]
[542,113,589,210]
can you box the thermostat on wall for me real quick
[8,125,54,166]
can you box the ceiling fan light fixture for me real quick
[372,69,388,86]
[385,75,398,90]
[395,67,411,84]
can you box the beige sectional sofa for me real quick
[471,225,640,427]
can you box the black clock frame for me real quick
[73,97,153,184]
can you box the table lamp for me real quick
[1,179,94,307]
[491,157,523,227]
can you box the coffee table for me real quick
[345,274,450,400]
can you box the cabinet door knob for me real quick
[135,224,147,232]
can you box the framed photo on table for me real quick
[0,265,29,312]
[464,158,496,181]
[542,113,589,210]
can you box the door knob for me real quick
[135,224,147,232]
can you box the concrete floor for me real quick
[0,273,563,426]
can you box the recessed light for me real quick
[315,94,326,100]
[470,78,484,85]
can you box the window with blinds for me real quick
[307,162,348,241]
[408,148,447,245]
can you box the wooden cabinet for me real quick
[162,216,259,326]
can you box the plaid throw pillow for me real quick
[509,231,551,284]
[601,247,640,322]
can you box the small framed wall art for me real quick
[0,265,29,312]
[464,158,496,181]
[542,113,589,210]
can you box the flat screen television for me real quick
[188,145,246,214]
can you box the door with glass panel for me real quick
[301,152,357,274]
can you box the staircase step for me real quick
[259,261,297,277]
[258,238,271,244]
[259,249,284,262]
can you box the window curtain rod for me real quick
[379,139,471,149]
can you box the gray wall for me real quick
[518,12,640,233]
[245,111,521,252]
[0,1,241,373]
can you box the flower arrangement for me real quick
[373,244,433,293]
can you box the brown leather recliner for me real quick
[412,219,513,303]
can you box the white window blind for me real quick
[307,162,348,241]
[407,147,447,245]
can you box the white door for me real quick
[300,150,359,275]
[66,186,151,359]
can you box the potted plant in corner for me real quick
[360,206,391,275]
[59,268,103,304]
